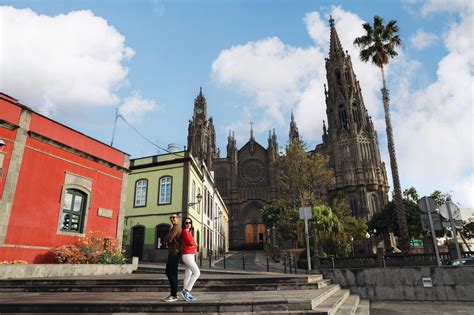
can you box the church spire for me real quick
[329,15,344,59]
[289,110,300,143]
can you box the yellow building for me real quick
[123,150,228,262]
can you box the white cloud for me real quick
[410,29,439,50]
[421,0,473,16]
[0,6,134,116]
[304,11,329,47]
[212,5,473,208]
[212,7,382,146]
[119,92,158,124]
[391,5,474,208]
[212,37,321,124]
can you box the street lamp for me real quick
[188,192,202,207]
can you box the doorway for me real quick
[131,225,145,260]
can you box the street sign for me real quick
[410,239,423,248]
[418,196,442,266]
[439,202,463,229]
[299,207,312,220]
[421,213,442,231]
[418,196,437,213]
[299,207,312,271]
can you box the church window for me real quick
[338,105,348,130]
[370,195,379,215]
[349,198,359,217]
[60,189,87,233]
[134,179,147,207]
[158,176,172,205]
[335,69,342,85]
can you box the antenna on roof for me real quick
[110,108,121,146]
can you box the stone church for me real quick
[187,18,389,250]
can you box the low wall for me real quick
[0,257,139,279]
[322,266,474,302]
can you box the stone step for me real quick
[354,299,370,315]
[312,288,350,315]
[0,279,331,292]
[0,287,342,313]
[335,294,360,315]
[0,273,322,287]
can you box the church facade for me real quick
[187,19,389,250]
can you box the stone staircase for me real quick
[0,269,369,314]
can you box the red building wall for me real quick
[0,93,129,263]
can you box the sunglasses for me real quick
[185,221,192,225]
[170,216,178,219]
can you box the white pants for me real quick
[182,254,200,291]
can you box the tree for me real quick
[354,16,409,251]
[403,187,419,202]
[368,199,424,241]
[275,139,333,208]
[430,190,452,207]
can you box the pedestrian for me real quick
[180,217,200,301]
[162,213,182,302]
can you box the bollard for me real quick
[199,251,203,267]
[284,254,287,274]
[289,254,293,274]
[223,253,226,269]
[215,250,218,261]
[331,255,335,270]
[294,255,297,274]
[382,256,386,268]
[266,255,270,272]
[242,253,246,270]
[208,250,212,268]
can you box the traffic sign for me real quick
[418,196,437,213]
[421,213,442,231]
[299,207,312,220]
[440,202,463,229]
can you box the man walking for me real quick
[162,213,182,302]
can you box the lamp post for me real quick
[187,192,202,252]
[188,192,202,208]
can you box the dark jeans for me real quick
[165,253,180,297]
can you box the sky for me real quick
[1,0,473,208]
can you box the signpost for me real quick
[440,202,462,262]
[299,207,312,272]
[418,196,441,266]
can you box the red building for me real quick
[0,93,129,263]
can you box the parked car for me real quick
[449,256,474,266]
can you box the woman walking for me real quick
[180,217,200,301]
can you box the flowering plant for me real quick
[53,230,126,264]
[0,260,28,265]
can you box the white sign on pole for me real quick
[439,202,463,228]
[418,196,437,213]
[299,207,312,272]
[299,207,312,220]
[421,213,443,231]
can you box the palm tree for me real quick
[353,16,409,252]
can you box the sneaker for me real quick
[180,290,195,302]
[163,295,178,302]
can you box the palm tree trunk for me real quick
[380,66,410,252]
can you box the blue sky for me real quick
[1,0,472,208]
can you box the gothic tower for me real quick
[289,110,300,143]
[187,87,218,168]
[320,17,389,218]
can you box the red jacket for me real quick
[181,229,197,255]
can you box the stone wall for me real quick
[0,257,139,279]
[322,266,474,302]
